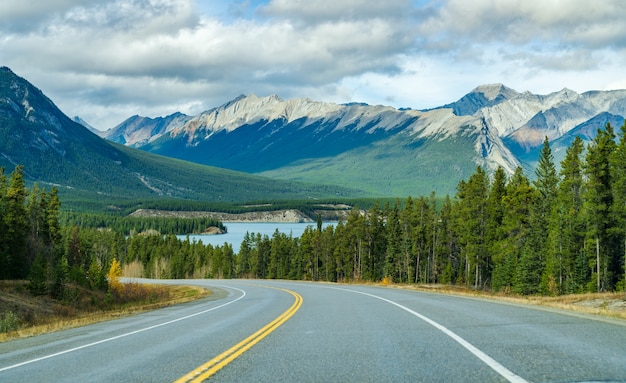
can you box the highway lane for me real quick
[0,281,295,382]
[1,280,626,382]
[206,281,626,383]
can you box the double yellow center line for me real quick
[174,287,303,383]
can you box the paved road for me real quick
[1,280,625,382]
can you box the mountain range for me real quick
[2,65,625,204]
[100,84,626,196]
[0,67,362,206]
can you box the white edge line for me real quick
[0,285,246,373]
[332,287,529,383]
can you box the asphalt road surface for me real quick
[1,279,625,382]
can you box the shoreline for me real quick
[129,208,353,223]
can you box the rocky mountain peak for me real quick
[471,83,519,101]
[438,83,519,116]
[551,87,579,103]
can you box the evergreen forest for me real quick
[2,122,626,299]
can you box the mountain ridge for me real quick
[102,84,626,196]
[0,66,365,205]
[4,65,625,199]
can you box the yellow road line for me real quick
[174,287,303,383]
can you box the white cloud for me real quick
[0,0,625,129]
[259,0,412,22]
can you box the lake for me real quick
[179,222,335,253]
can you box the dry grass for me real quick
[377,282,626,321]
[0,280,210,342]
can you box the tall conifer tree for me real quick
[455,166,489,288]
[5,166,29,278]
[610,121,626,289]
[584,124,617,291]
[532,137,559,294]
[549,136,586,293]
[487,166,508,290]
[498,167,534,293]
[0,168,8,279]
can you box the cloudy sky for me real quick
[1,0,625,130]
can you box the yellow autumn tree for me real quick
[107,257,122,294]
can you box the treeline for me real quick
[60,212,226,236]
[1,165,61,281]
[0,165,114,299]
[0,166,226,303]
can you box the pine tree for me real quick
[297,227,315,280]
[384,202,402,282]
[0,167,8,279]
[345,208,367,281]
[532,137,559,294]
[320,225,336,282]
[550,136,586,293]
[28,253,48,295]
[4,166,29,279]
[333,221,351,282]
[487,167,509,291]
[455,166,489,288]
[363,203,385,282]
[438,195,458,285]
[499,167,534,294]
[400,197,417,283]
[584,123,618,291]
[610,120,626,290]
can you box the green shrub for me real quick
[0,311,20,333]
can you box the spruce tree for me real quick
[384,202,402,282]
[487,166,508,291]
[499,167,534,293]
[28,253,48,295]
[320,225,336,282]
[610,121,626,290]
[364,203,385,282]
[532,137,559,294]
[584,124,617,291]
[438,195,458,285]
[5,166,29,279]
[455,166,489,288]
[0,167,8,279]
[549,136,586,293]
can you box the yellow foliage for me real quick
[107,258,123,293]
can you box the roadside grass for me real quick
[376,282,626,321]
[0,280,210,342]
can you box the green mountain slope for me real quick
[260,128,481,197]
[0,67,366,205]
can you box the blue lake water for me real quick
[179,222,334,253]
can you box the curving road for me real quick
[1,280,625,382]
